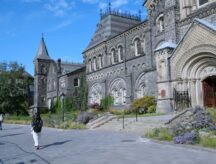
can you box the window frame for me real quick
[118,45,124,62]
[73,78,80,87]
[156,14,164,33]
[134,38,142,57]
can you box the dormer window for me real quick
[134,38,142,56]
[156,14,164,33]
[199,0,208,6]
[118,46,124,62]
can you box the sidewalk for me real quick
[95,114,175,135]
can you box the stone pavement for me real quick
[1,123,216,164]
[95,114,174,135]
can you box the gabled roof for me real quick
[194,18,216,32]
[34,37,51,61]
[170,18,216,59]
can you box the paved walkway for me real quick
[1,124,216,164]
[95,114,174,135]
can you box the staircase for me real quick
[86,113,117,129]
[94,114,175,135]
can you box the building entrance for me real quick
[203,76,216,107]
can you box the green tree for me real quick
[0,61,31,115]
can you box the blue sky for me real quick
[0,0,147,75]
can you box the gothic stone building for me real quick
[83,0,216,113]
[34,0,216,113]
[33,37,85,111]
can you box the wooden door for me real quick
[203,76,216,107]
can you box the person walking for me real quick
[31,114,43,150]
[0,114,3,130]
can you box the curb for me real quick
[144,137,216,153]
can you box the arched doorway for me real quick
[203,76,216,107]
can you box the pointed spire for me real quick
[34,35,51,62]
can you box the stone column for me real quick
[155,43,176,113]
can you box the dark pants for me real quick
[0,121,2,130]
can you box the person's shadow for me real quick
[40,140,72,149]
[0,133,25,138]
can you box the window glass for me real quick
[135,38,142,56]
[74,78,79,87]
[118,46,124,62]
[199,0,208,6]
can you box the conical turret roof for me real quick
[34,36,51,61]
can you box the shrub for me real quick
[100,95,114,111]
[199,136,216,148]
[207,108,216,123]
[147,105,156,113]
[173,131,199,144]
[131,96,156,114]
[109,109,131,115]
[40,107,49,114]
[145,127,173,141]
[90,103,102,111]
[58,121,86,129]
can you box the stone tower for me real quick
[33,36,51,113]
[144,0,180,51]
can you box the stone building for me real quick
[34,0,216,113]
[83,0,216,112]
[33,37,85,111]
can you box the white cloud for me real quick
[99,2,107,10]
[49,20,72,32]
[55,20,72,29]
[44,0,75,17]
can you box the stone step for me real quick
[87,113,112,128]
[87,113,117,129]
[89,115,117,129]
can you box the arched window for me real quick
[88,59,92,72]
[199,0,208,6]
[93,57,97,71]
[119,88,126,104]
[134,38,142,56]
[156,14,164,32]
[111,49,117,64]
[53,80,56,90]
[118,46,124,62]
[112,89,118,105]
[98,55,103,69]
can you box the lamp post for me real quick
[60,93,65,122]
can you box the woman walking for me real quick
[0,114,3,130]
[31,114,43,150]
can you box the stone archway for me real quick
[109,78,127,105]
[202,76,216,107]
[88,83,103,105]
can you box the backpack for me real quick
[33,119,43,133]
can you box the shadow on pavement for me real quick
[3,127,23,131]
[0,133,25,138]
[41,140,72,149]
